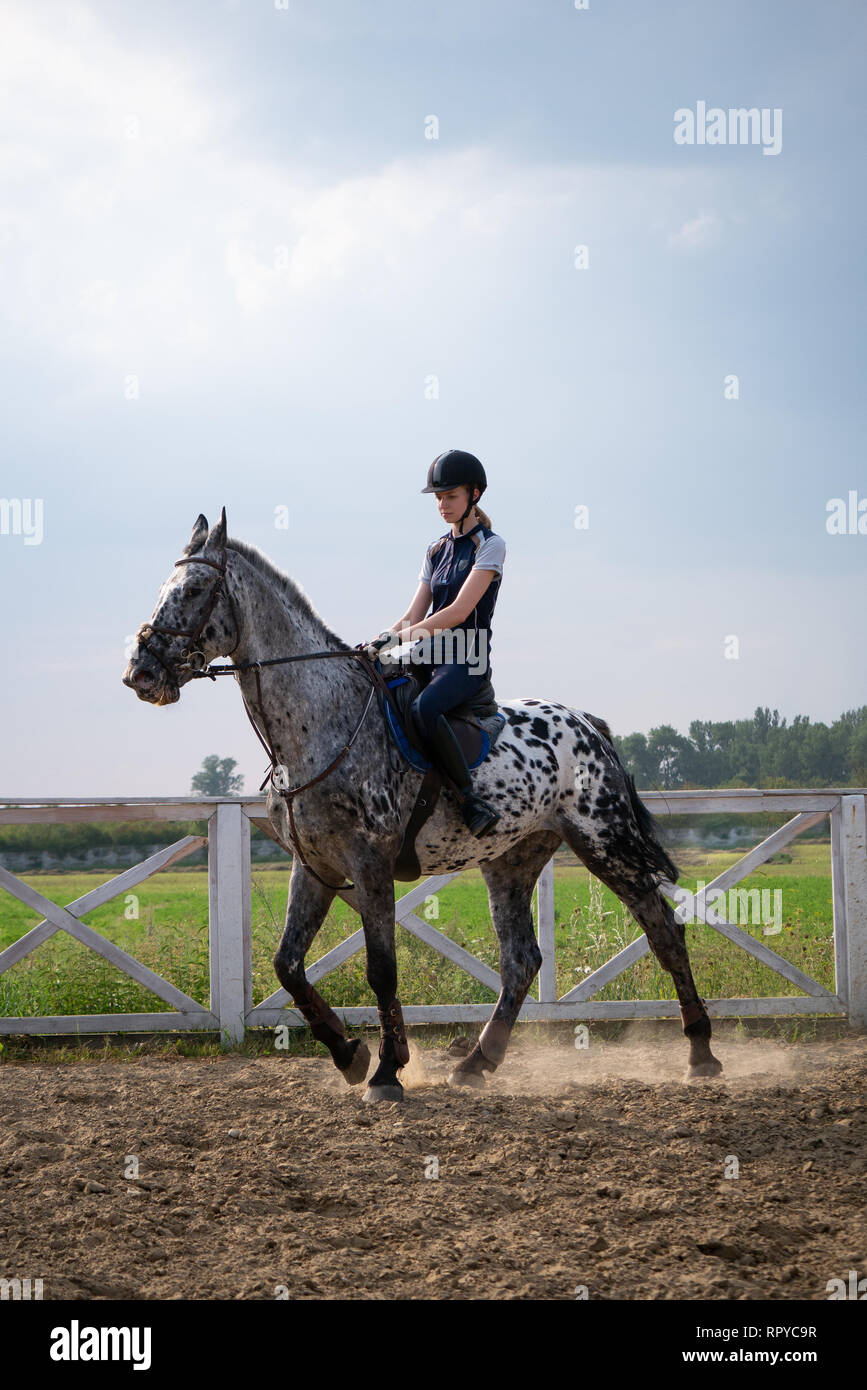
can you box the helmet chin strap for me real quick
[456,487,478,534]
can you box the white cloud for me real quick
[0,4,225,153]
[0,5,769,405]
[667,210,721,250]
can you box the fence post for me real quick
[830,801,849,1006]
[208,802,251,1046]
[841,794,867,1028]
[536,857,556,1003]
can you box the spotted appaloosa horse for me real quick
[123,510,722,1102]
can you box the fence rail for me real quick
[0,789,864,1043]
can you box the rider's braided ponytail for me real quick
[464,484,492,530]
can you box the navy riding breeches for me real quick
[409,661,486,744]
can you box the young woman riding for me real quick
[365,449,506,837]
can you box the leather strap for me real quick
[241,654,384,892]
[679,999,707,1028]
[394,766,442,880]
[136,549,240,672]
[296,985,346,1042]
[378,998,410,1067]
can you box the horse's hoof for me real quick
[687,1057,723,1080]
[447,1067,485,1089]
[363,1082,404,1104]
[340,1039,371,1086]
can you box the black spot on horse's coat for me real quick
[530,717,549,740]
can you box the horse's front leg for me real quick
[273,861,370,1085]
[354,872,409,1104]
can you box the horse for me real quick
[123,509,722,1102]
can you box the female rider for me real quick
[364,449,505,837]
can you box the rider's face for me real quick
[435,486,477,523]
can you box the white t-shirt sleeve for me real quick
[418,548,434,585]
[472,533,505,577]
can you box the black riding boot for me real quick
[428,713,500,837]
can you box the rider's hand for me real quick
[362,630,400,660]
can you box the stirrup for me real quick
[462,794,500,837]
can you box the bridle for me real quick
[134,550,241,679]
[132,544,399,892]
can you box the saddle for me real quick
[373,657,506,881]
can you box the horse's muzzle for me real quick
[122,658,179,705]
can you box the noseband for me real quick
[135,550,240,679]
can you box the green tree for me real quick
[613,706,867,791]
[191,755,244,796]
[616,732,657,787]
[647,725,692,789]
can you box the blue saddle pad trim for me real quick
[381,671,504,772]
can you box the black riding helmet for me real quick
[421,449,487,533]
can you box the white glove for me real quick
[362,630,400,661]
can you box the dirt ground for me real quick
[1,1030,865,1301]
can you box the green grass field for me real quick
[0,843,835,1020]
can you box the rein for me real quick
[137,545,397,892]
[237,653,386,892]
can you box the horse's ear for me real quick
[184,514,209,555]
[207,506,227,550]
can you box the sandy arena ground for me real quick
[1,1031,865,1300]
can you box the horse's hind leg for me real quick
[273,863,370,1085]
[449,832,562,1089]
[559,829,722,1079]
[623,883,722,1078]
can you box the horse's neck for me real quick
[230,557,358,769]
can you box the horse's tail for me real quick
[623,768,679,883]
[585,713,680,885]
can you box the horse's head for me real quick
[123,508,239,706]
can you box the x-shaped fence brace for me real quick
[560,810,839,1007]
[0,835,215,1028]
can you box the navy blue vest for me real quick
[425,521,503,672]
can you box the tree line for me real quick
[614,706,867,790]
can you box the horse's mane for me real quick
[225,536,351,650]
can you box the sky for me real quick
[0,0,864,797]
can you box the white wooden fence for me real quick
[0,790,864,1044]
